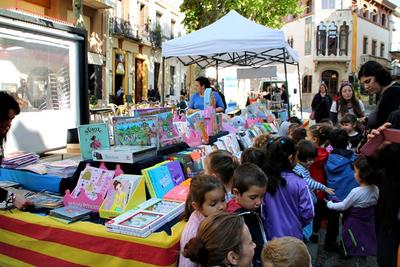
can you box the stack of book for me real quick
[1,152,39,168]
[49,205,92,224]
[25,191,64,208]
[45,159,79,178]
[106,198,185,238]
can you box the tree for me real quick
[180,0,303,32]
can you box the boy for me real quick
[324,128,358,250]
[226,163,268,267]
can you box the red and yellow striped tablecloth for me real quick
[0,210,185,266]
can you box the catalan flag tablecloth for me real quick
[0,210,184,267]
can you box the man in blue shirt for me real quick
[187,77,225,115]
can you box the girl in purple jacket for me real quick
[261,137,314,240]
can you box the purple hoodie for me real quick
[262,171,314,240]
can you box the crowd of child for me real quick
[178,116,400,267]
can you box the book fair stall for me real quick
[0,9,297,267]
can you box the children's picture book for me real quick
[163,185,190,202]
[103,175,141,212]
[78,123,110,160]
[187,111,209,144]
[157,112,183,147]
[0,180,20,188]
[165,161,185,186]
[92,145,157,163]
[49,205,92,221]
[145,165,175,198]
[72,166,115,200]
[112,116,158,147]
[120,211,163,229]
[25,191,64,208]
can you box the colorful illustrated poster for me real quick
[78,123,110,160]
[113,116,158,147]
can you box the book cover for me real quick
[360,128,400,156]
[165,161,185,186]
[26,191,64,208]
[146,165,175,198]
[78,123,110,160]
[163,185,189,202]
[50,205,92,220]
[119,211,163,230]
[92,145,157,163]
[157,112,182,147]
[103,175,141,212]
[0,180,20,188]
[144,199,184,214]
[112,116,158,147]
[72,166,115,200]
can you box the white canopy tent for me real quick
[161,10,302,115]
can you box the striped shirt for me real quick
[293,163,327,191]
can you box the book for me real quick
[0,180,20,188]
[156,112,183,147]
[25,191,64,208]
[92,145,157,163]
[165,161,186,186]
[50,205,92,222]
[145,165,175,198]
[360,128,400,156]
[78,123,110,160]
[72,166,115,200]
[163,185,190,202]
[112,116,158,147]
[102,174,141,212]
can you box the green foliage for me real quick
[180,0,302,32]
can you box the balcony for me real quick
[109,17,139,41]
[84,0,115,9]
[137,22,151,43]
[360,54,391,69]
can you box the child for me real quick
[261,137,314,240]
[204,150,239,201]
[253,133,271,149]
[179,175,226,267]
[291,127,307,145]
[340,113,363,150]
[307,123,333,243]
[293,140,335,241]
[324,128,359,250]
[327,158,379,258]
[261,237,311,267]
[241,147,265,168]
[226,163,268,267]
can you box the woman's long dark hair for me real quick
[338,82,364,118]
[262,137,296,195]
[0,91,20,162]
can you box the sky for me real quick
[390,0,400,6]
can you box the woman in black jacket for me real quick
[311,83,332,123]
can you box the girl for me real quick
[179,175,226,267]
[330,82,365,124]
[241,147,265,168]
[204,150,239,201]
[261,137,314,240]
[311,83,332,123]
[307,124,333,243]
[340,113,363,150]
[183,212,255,267]
[327,158,379,258]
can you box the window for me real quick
[327,21,338,56]
[339,22,349,56]
[321,70,339,96]
[171,20,175,39]
[363,37,368,54]
[305,17,312,55]
[316,21,327,56]
[156,12,162,27]
[362,4,368,18]
[372,40,377,56]
[287,37,294,48]
[380,43,385,57]
[302,75,312,93]
[372,9,377,22]
[305,0,312,14]
[382,14,386,27]
[169,65,175,96]
[322,0,335,9]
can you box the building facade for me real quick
[0,0,190,105]
[283,0,396,107]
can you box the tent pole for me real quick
[283,48,290,117]
[297,63,303,119]
[216,60,219,84]
[162,57,165,107]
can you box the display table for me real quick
[0,210,184,266]
[0,168,61,193]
